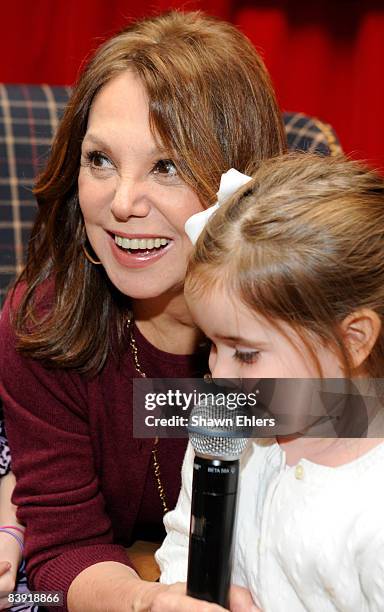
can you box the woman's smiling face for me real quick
[78,70,204,299]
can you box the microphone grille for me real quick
[188,398,250,459]
[189,432,248,458]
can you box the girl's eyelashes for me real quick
[233,349,260,365]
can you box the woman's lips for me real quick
[108,232,173,268]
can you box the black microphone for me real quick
[186,399,250,608]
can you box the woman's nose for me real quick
[110,177,151,221]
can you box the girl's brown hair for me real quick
[186,153,384,377]
[14,10,286,374]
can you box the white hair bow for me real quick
[185,168,252,244]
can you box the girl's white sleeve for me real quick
[156,442,194,584]
[358,522,384,611]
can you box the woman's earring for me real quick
[82,229,102,265]
[82,244,102,265]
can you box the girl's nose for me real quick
[209,350,237,380]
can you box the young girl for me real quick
[156,153,384,611]
[0,418,36,612]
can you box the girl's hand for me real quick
[129,581,227,611]
[229,585,262,611]
[0,472,25,609]
[0,560,17,610]
[129,581,261,612]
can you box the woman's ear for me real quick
[340,308,382,370]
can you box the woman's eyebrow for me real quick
[81,133,107,148]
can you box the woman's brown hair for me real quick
[14,10,286,374]
[186,153,384,377]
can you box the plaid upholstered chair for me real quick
[0,84,342,307]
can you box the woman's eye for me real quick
[233,350,260,365]
[83,151,114,171]
[153,159,178,177]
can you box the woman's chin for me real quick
[109,277,183,301]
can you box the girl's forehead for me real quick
[186,284,269,337]
[187,283,318,356]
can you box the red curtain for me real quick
[235,2,384,171]
[1,0,383,169]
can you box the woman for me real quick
[0,10,285,611]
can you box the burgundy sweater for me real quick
[0,293,207,610]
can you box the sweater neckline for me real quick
[131,320,208,366]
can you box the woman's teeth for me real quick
[114,236,169,251]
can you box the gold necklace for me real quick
[127,313,169,514]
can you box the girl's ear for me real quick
[340,309,382,370]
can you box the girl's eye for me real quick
[233,350,260,365]
[153,159,178,177]
[83,151,114,171]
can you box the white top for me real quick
[156,439,384,611]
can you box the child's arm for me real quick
[155,443,194,583]
[156,444,262,611]
[359,520,384,612]
[0,471,24,610]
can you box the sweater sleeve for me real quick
[356,505,384,611]
[0,295,133,610]
[156,442,194,583]
[359,536,384,611]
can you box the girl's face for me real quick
[78,70,204,299]
[187,286,355,435]
[186,286,344,379]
